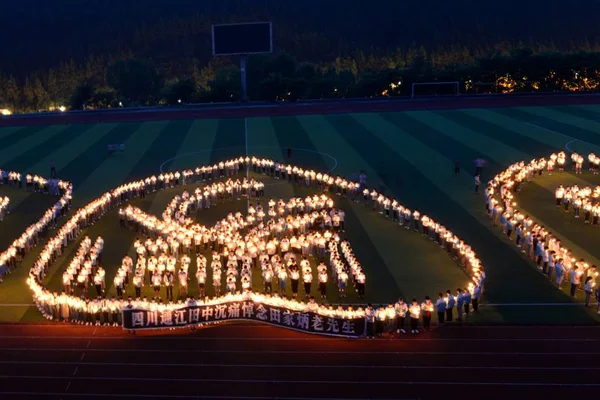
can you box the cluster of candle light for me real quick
[340,241,366,290]
[27,155,483,323]
[487,151,599,288]
[0,196,9,221]
[119,188,343,296]
[61,236,104,292]
[555,184,600,222]
[0,168,72,272]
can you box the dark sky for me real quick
[1,0,599,75]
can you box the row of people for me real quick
[493,200,598,302]
[364,288,482,338]
[487,151,599,307]
[122,223,356,301]
[0,169,72,278]
[61,236,104,295]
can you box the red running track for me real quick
[2,93,600,126]
[0,323,599,399]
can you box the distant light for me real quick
[119,102,123,107]
[287,92,291,96]
[178,99,182,104]
[58,106,66,112]
[1,109,12,116]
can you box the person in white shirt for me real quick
[456,289,464,321]
[394,298,408,334]
[365,304,375,339]
[462,288,471,318]
[554,259,565,288]
[408,299,421,334]
[584,276,594,307]
[421,296,434,330]
[474,174,481,194]
[318,271,327,299]
[302,270,312,298]
[339,210,345,232]
[570,266,581,298]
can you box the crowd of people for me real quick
[0,168,71,282]
[117,187,364,302]
[555,184,600,223]
[486,151,600,310]
[364,287,482,338]
[25,155,483,334]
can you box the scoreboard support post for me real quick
[212,22,272,102]
[240,55,248,103]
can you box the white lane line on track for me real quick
[0,394,416,400]
[1,376,599,387]
[1,348,599,355]
[0,336,599,341]
[0,361,599,371]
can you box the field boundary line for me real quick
[1,375,600,387]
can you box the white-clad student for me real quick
[394,298,408,334]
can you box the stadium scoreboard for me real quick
[212,22,273,56]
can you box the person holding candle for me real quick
[302,268,313,299]
[555,258,565,288]
[318,270,327,299]
[421,296,434,330]
[385,304,396,338]
[409,299,421,334]
[584,276,595,307]
[365,304,375,339]
[394,298,408,334]
[570,265,581,298]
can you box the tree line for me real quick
[1,48,600,113]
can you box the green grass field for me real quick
[2,105,600,324]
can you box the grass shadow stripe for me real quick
[0,125,43,149]
[7,124,93,172]
[209,118,246,165]
[125,119,194,182]
[437,110,558,158]
[380,112,505,179]
[495,108,600,147]
[552,105,600,125]
[59,122,142,187]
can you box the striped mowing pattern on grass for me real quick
[1,105,600,324]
